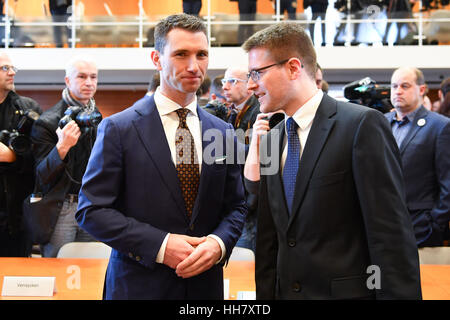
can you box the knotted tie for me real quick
[282,117,300,214]
[175,108,200,218]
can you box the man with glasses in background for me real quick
[222,66,260,144]
[0,52,42,257]
[242,22,422,299]
[222,66,260,253]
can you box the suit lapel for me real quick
[399,106,428,155]
[131,95,187,218]
[189,107,219,222]
[265,121,290,230]
[288,95,336,228]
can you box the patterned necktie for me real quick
[282,117,300,214]
[175,108,200,218]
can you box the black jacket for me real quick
[31,99,100,197]
[0,91,41,248]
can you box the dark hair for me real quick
[210,74,225,99]
[439,77,450,117]
[197,75,211,96]
[148,72,160,92]
[242,22,317,79]
[154,13,207,53]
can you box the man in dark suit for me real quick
[76,14,246,300]
[386,67,450,247]
[242,22,421,299]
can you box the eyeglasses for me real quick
[247,59,290,82]
[221,78,247,86]
[0,65,18,73]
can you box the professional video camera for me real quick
[0,109,39,155]
[343,77,393,113]
[58,106,102,129]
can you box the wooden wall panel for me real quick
[16,89,147,118]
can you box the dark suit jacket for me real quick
[385,106,450,247]
[76,94,246,299]
[256,94,421,299]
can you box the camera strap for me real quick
[64,167,82,185]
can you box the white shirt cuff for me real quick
[207,234,226,264]
[156,233,170,263]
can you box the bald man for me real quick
[386,66,450,247]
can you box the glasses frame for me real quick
[247,59,290,82]
[221,78,247,86]
[0,65,18,73]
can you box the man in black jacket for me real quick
[31,55,101,257]
[0,52,42,257]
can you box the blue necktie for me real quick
[283,117,300,214]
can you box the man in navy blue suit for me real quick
[76,14,246,299]
[386,67,450,247]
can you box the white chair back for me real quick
[229,246,255,261]
[57,242,112,259]
[418,247,450,265]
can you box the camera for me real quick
[343,77,393,113]
[58,106,102,129]
[0,109,39,155]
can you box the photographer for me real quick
[0,52,42,257]
[30,55,101,257]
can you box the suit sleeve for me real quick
[352,109,422,299]
[31,118,67,189]
[211,123,248,260]
[431,121,450,231]
[254,134,278,300]
[76,117,167,270]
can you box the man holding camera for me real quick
[30,55,101,257]
[0,52,42,257]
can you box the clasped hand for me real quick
[163,234,222,279]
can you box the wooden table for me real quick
[420,264,450,300]
[0,257,108,300]
[0,258,448,300]
[223,260,255,299]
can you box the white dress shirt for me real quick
[281,90,323,173]
[150,88,226,264]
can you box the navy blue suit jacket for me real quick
[386,106,450,247]
[76,94,246,299]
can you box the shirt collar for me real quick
[394,106,420,123]
[154,87,198,117]
[286,90,323,131]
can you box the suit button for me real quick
[292,282,302,293]
[189,224,194,231]
[288,239,296,247]
[128,252,134,258]
[135,256,141,262]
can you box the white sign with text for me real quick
[2,276,55,297]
